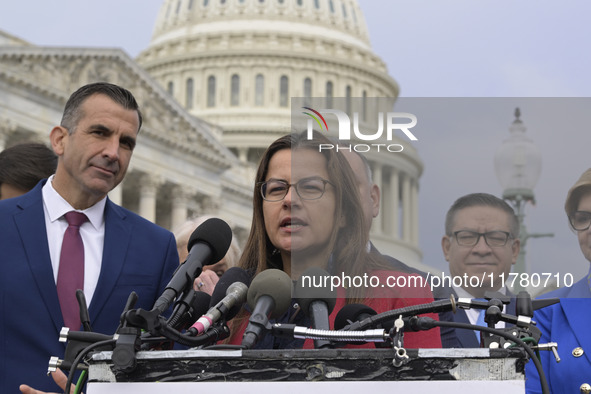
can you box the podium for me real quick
[87,348,526,393]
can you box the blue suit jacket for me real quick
[525,277,591,394]
[0,181,179,393]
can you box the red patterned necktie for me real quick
[57,211,88,330]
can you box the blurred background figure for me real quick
[173,215,241,295]
[0,142,57,200]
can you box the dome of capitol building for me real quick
[0,0,425,269]
[138,0,401,158]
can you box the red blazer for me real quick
[229,269,442,349]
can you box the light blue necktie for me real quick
[474,298,487,341]
[474,308,486,341]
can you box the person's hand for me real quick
[19,369,76,394]
[193,269,219,295]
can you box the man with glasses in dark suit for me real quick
[434,193,520,348]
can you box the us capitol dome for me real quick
[0,0,425,269]
[137,0,424,267]
[138,0,400,159]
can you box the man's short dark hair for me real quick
[0,143,57,194]
[60,82,142,133]
[445,193,519,237]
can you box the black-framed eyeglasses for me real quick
[452,230,513,247]
[259,177,334,202]
[569,211,591,231]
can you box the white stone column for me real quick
[402,173,411,242]
[411,178,419,246]
[0,132,7,152]
[372,163,383,235]
[390,169,400,239]
[201,195,220,215]
[171,185,191,231]
[238,147,248,163]
[0,119,16,151]
[138,175,159,223]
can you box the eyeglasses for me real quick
[452,230,513,247]
[569,211,591,231]
[259,177,333,202]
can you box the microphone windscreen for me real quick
[516,291,533,317]
[187,218,232,263]
[294,267,337,315]
[180,291,213,327]
[191,291,213,319]
[333,303,377,330]
[247,269,292,319]
[209,267,252,320]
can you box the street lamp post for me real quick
[494,108,553,292]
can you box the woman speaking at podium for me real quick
[225,131,441,349]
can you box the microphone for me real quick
[209,267,253,320]
[167,290,212,330]
[190,279,249,335]
[76,289,92,332]
[241,269,292,349]
[334,304,377,331]
[516,291,533,318]
[294,267,336,348]
[532,298,560,311]
[152,218,232,314]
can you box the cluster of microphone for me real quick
[141,217,348,350]
[57,217,397,372]
[55,217,558,394]
[59,217,557,351]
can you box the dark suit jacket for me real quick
[432,285,516,348]
[0,181,179,393]
[525,277,591,394]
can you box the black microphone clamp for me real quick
[112,326,141,374]
[241,308,273,349]
[57,328,117,373]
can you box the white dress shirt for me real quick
[42,175,106,304]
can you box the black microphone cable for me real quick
[341,297,456,331]
[408,317,550,394]
[156,320,231,347]
[64,338,116,394]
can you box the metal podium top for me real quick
[89,347,526,383]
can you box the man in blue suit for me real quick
[0,82,179,393]
[433,193,519,348]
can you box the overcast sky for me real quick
[1,1,589,284]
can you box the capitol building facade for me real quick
[0,0,425,269]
